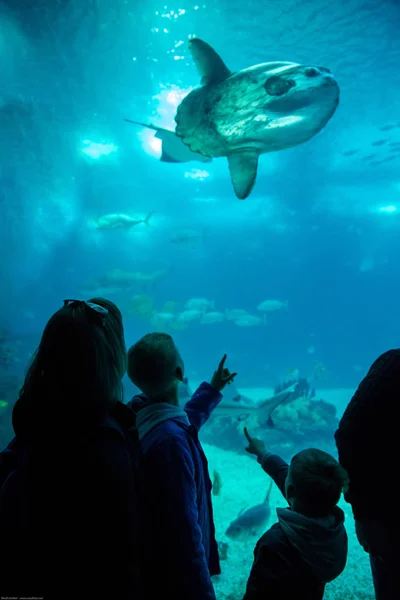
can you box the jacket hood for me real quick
[134,401,189,441]
[277,506,347,582]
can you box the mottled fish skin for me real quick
[175,60,339,159]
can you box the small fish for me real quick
[342,149,359,157]
[152,312,175,322]
[379,125,396,132]
[217,540,229,560]
[225,479,273,540]
[185,298,214,312]
[94,212,153,230]
[257,299,288,312]
[151,312,176,329]
[201,311,225,324]
[124,119,212,164]
[225,309,249,321]
[212,470,223,496]
[313,361,326,379]
[178,309,204,323]
[234,315,263,327]
[371,139,388,147]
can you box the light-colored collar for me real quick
[135,402,189,441]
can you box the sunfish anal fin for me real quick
[160,149,181,163]
[188,38,231,86]
[227,151,259,200]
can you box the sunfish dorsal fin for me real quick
[188,38,231,85]
[227,151,259,200]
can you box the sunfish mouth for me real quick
[267,80,339,114]
[267,93,314,113]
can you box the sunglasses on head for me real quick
[63,299,109,321]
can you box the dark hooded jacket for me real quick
[335,349,399,522]
[243,454,348,600]
[127,381,221,600]
[0,400,144,599]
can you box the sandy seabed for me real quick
[205,441,374,600]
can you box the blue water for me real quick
[1,3,399,596]
[1,0,400,391]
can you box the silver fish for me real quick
[225,479,274,540]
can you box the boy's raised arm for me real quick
[184,354,237,430]
[244,427,289,499]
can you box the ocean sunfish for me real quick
[175,38,340,199]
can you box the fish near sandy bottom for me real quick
[211,384,296,426]
[225,479,274,541]
[175,38,340,199]
[212,469,223,496]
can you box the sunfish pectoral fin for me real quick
[160,129,211,163]
[188,38,231,85]
[227,151,259,200]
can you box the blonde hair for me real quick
[127,332,180,399]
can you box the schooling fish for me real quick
[225,479,274,540]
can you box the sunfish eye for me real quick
[264,76,295,96]
[305,67,319,78]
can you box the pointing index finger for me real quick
[218,353,227,372]
[244,427,252,442]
